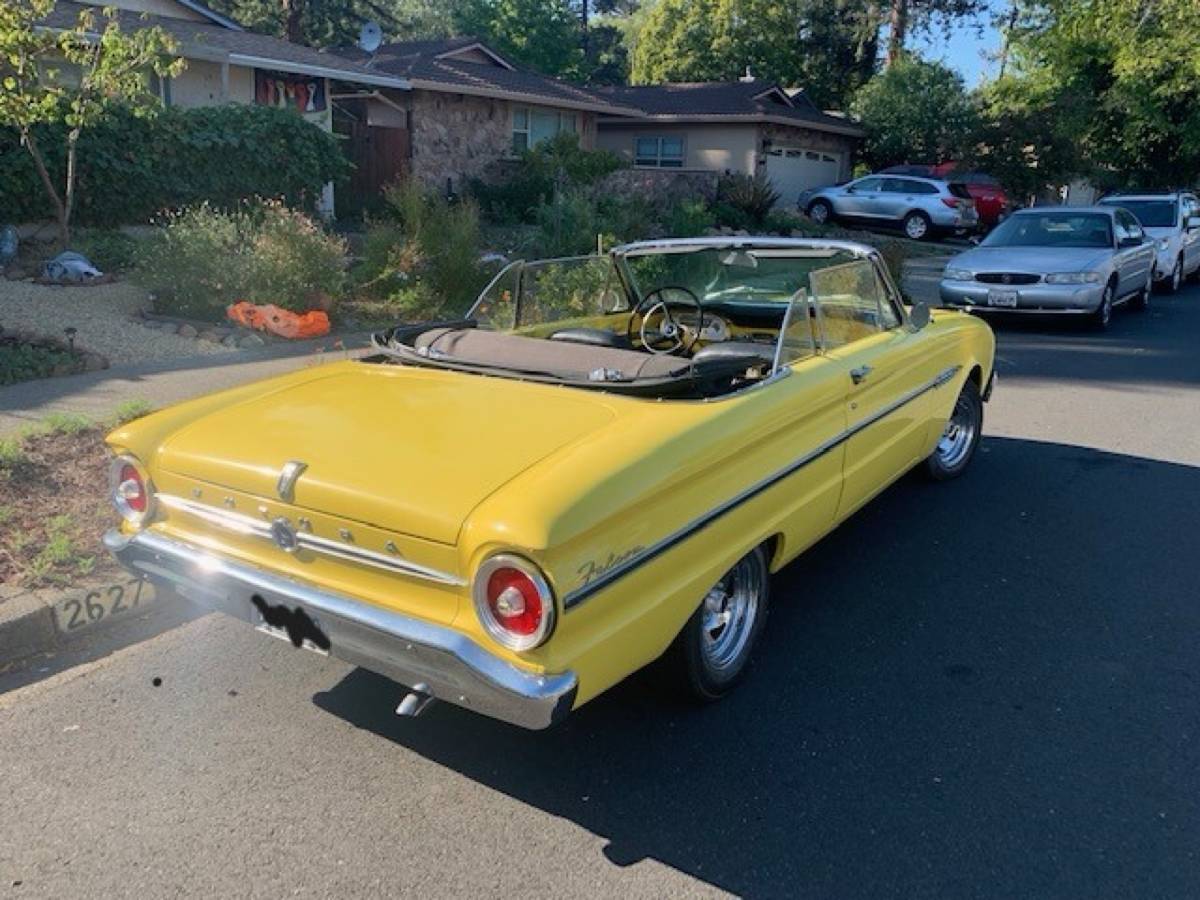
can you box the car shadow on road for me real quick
[314,436,1200,898]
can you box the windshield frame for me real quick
[451,237,911,392]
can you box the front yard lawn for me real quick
[0,404,150,587]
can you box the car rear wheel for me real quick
[807,199,832,225]
[903,211,932,241]
[922,378,983,481]
[667,545,770,701]
[1091,282,1115,330]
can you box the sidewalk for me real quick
[0,332,373,435]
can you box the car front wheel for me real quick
[1091,281,1115,330]
[1131,270,1153,311]
[667,545,770,701]
[922,378,983,481]
[1165,256,1183,294]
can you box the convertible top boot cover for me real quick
[414,328,691,381]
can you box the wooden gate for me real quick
[333,99,410,219]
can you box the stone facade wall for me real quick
[755,123,858,180]
[410,90,509,190]
[409,90,598,191]
[597,168,722,205]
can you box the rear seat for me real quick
[414,328,693,380]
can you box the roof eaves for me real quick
[434,40,515,70]
[596,111,864,137]
[407,77,642,116]
[229,53,411,89]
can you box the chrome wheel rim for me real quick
[935,390,978,469]
[700,554,763,674]
[810,203,828,224]
[905,215,927,240]
[1173,260,1182,291]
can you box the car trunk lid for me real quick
[157,365,618,545]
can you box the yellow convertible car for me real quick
[106,237,995,729]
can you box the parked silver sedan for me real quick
[803,174,979,240]
[939,206,1156,329]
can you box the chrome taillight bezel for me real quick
[472,553,556,652]
[109,454,156,528]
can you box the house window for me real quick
[634,136,684,168]
[512,107,578,153]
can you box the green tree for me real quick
[630,0,879,109]
[964,76,1080,203]
[452,0,584,77]
[851,56,977,168]
[1000,0,1200,190]
[0,0,182,247]
[203,0,404,46]
[883,0,987,65]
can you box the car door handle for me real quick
[850,365,873,385]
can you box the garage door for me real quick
[765,147,843,206]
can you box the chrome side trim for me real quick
[104,529,576,730]
[562,364,962,610]
[157,494,466,586]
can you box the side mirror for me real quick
[1188,215,1200,231]
[908,302,932,331]
[845,185,857,194]
[1118,236,1143,249]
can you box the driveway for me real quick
[2,287,1198,897]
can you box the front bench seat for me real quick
[414,327,691,380]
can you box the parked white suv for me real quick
[801,174,979,241]
[1098,192,1200,292]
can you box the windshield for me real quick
[1099,199,1177,228]
[982,212,1113,249]
[622,246,859,308]
[471,256,625,332]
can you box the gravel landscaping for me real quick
[0,279,236,366]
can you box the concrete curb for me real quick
[0,586,58,663]
[0,576,160,668]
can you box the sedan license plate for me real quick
[987,289,1019,308]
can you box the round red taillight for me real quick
[109,455,155,526]
[118,464,147,513]
[473,555,556,651]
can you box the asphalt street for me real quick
[2,285,1199,898]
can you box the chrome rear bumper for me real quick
[104,529,577,729]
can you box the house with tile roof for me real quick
[595,81,864,207]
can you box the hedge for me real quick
[0,104,349,226]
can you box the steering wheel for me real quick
[626,285,706,355]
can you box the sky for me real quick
[913,8,1003,86]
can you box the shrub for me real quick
[353,181,490,318]
[72,229,140,272]
[0,104,348,226]
[665,198,717,237]
[470,134,625,224]
[717,174,781,226]
[135,200,346,320]
[534,188,599,258]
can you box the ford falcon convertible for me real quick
[106,237,995,729]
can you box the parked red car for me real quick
[882,164,1012,229]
